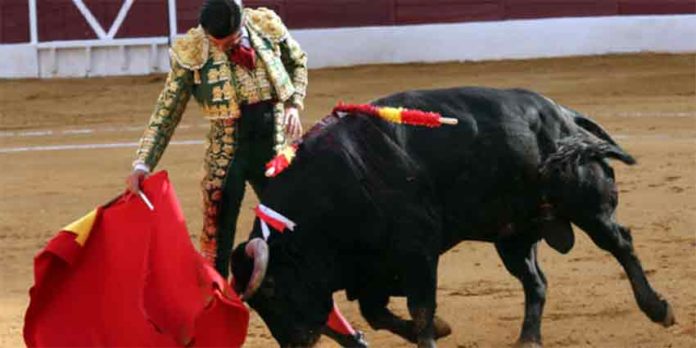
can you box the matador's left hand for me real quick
[284,106,303,140]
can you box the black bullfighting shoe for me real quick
[321,327,369,348]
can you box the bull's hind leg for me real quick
[495,238,547,347]
[576,218,675,327]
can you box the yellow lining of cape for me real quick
[62,209,98,246]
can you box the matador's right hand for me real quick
[126,168,149,194]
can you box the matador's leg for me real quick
[199,118,239,276]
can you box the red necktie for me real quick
[229,45,256,71]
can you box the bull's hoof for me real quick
[417,337,437,348]
[662,302,676,327]
[433,316,452,339]
[322,328,369,348]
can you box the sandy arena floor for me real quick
[1,54,694,347]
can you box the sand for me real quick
[1,53,694,347]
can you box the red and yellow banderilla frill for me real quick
[264,103,458,178]
[332,103,459,127]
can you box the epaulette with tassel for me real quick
[170,26,209,84]
[246,7,289,42]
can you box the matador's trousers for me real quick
[199,101,285,277]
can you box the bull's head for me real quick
[540,136,675,327]
[230,237,330,347]
[539,136,635,248]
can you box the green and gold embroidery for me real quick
[212,86,223,102]
[207,68,219,83]
[199,119,236,263]
[212,47,227,65]
[222,81,234,100]
[234,64,263,104]
[218,104,229,116]
[229,103,240,119]
[134,59,193,169]
[218,64,231,81]
[170,26,208,70]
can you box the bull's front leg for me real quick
[359,293,452,343]
[399,251,439,348]
[495,238,547,347]
[578,219,675,326]
[359,294,415,341]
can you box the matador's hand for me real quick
[284,106,303,140]
[125,168,149,195]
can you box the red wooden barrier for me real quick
[395,0,504,25]
[282,0,394,29]
[37,0,96,41]
[503,0,617,19]
[617,0,696,15]
[0,0,29,43]
[115,0,168,38]
[1,0,694,43]
[176,0,200,36]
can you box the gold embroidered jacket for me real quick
[134,7,308,170]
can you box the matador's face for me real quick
[209,30,243,52]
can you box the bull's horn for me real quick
[241,238,269,301]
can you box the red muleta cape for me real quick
[23,171,249,347]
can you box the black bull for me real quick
[231,87,675,347]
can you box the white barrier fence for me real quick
[1,0,178,78]
[1,12,695,78]
[295,15,696,68]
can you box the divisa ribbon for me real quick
[254,203,297,241]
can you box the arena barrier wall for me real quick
[0,0,694,78]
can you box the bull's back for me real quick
[372,87,577,241]
[373,87,548,121]
[371,87,565,180]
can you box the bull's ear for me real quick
[541,219,575,254]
